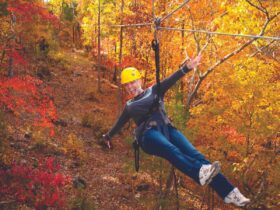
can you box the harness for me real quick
[132,95,161,172]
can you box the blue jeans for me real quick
[139,125,234,199]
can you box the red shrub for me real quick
[0,75,58,136]
[7,0,60,27]
[0,157,71,209]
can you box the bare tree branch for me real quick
[0,200,16,205]
[245,0,267,16]
[155,166,175,209]
[256,0,269,15]
[160,2,280,204]
[187,36,211,109]
[186,9,280,108]
[249,40,276,57]
[187,7,200,52]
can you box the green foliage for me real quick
[62,133,86,159]
[27,128,61,156]
[81,112,110,138]
[138,195,168,210]
[48,50,66,63]
[70,192,99,210]
[79,0,117,46]
[166,100,189,131]
[122,135,145,173]
[62,2,76,22]
[165,84,190,132]
[47,50,71,70]
[0,2,8,16]
[122,135,133,146]
[81,115,92,128]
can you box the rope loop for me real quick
[151,39,159,51]
[133,139,140,172]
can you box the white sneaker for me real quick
[199,161,221,186]
[224,188,250,207]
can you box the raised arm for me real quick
[159,65,191,95]
[158,54,202,95]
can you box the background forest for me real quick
[0,0,279,209]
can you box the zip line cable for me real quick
[152,0,155,19]
[158,26,280,41]
[110,23,152,28]
[161,0,191,22]
[108,0,280,41]
[109,22,280,41]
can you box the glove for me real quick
[99,134,112,149]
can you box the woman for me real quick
[102,54,250,207]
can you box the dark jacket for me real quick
[107,65,191,139]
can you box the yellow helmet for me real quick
[120,67,142,84]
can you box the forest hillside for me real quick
[0,0,279,210]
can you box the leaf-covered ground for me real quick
[48,50,235,210]
[2,49,236,210]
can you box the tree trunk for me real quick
[180,20,185,104]
[8,56,13,77]
[97,0,101,92]
[117,0,124,115]
[0,50,5,64]
[113,41,117,81]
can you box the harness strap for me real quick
[152,39,161,104]
[133,23,163,172]
[133,136,140,172]
[132,102,157,173]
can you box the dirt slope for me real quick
[48,50,153,210]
